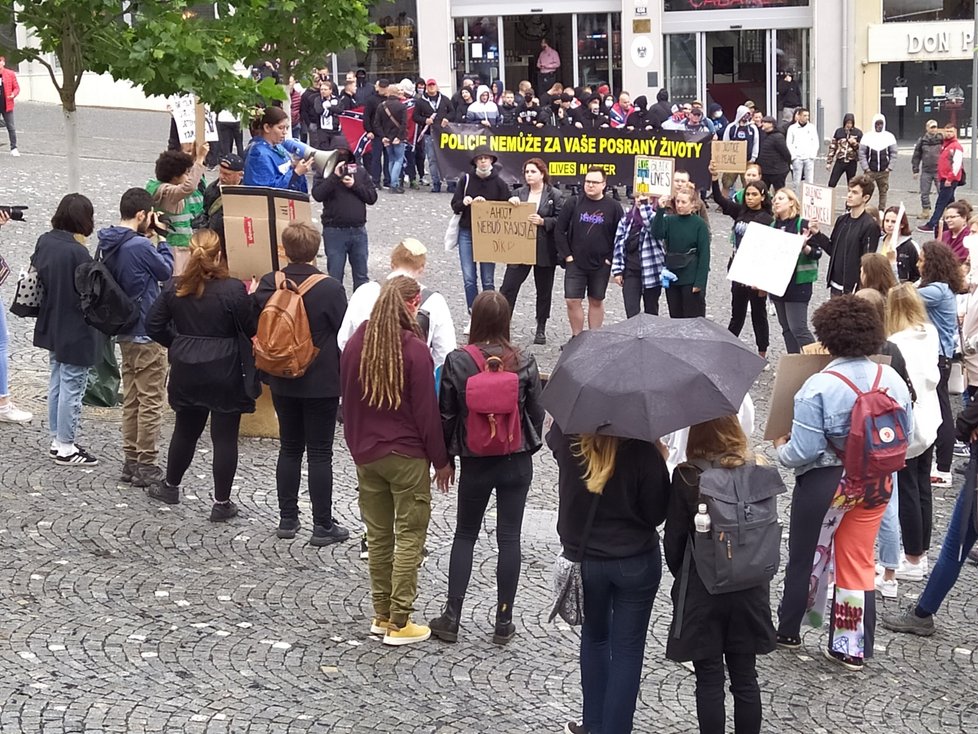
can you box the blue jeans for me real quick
[367,141,388,186]
[48,354,89,445]
[926,182,958,229]
[424,135,442,188]
[580,548,662,734]
[457,227,495,310]
[0,299,9,396]
[877,473,902,569]
[917,459,978,616]
[386,141,405,190]
[323,226,369,289]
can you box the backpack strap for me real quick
[461,344,487,371]
[825,365,882,395]
[294,273,328,297]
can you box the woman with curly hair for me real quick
[918,241,966,490]
[146,229,257,520]
[340,275,452,646]
[774,296,913,670]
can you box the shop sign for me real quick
[868,21,974,63]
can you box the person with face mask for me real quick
[96,188,175,486]
[721,105,760,195]
[466,85,500,127]
[574,95,610,130]
[858,113,898,209]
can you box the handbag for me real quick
[548,492,600,626]
[9,267,43,318]
[443,174,470,252]
[665,248,697,271]
[949,360,966,395]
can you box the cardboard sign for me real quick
[222,186,312,280]
[711,140,747,173]
[765,354,891,440]
[726,221,806,297]
[169,94,219,144]
[633,155,674,197]
[801,183,834,225]
[471,201,538,264]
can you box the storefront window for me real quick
[883,0,972,23]
[774,28,809,118]
[704,30,766,114]
[881,60,971,141]
[665,33,698,102]
[453,16,501,88]
[665,0,806,10]
[576,13,622,93]
[334,0,419,85]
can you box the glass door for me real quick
[453,17,502,87]
[664,33,698,103]
[575,13,622,92]
[704,29,767,114]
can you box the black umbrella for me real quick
[542,314,766,441]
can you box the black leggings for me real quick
[447,453,533,608]
[899,445,935,556]
[728,282,769,352]
[693,653,761,734]
[623,276,661,317]
[500,265,556,322]
[828,160,858,188]
[166,409,242,502]
[936,359,953,472]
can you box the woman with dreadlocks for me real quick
[340,275,453,647]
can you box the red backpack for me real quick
[462,345,522,456]
[825,365,910,496]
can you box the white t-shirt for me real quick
[337,271,457,370]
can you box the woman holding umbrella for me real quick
[774,296,913,670]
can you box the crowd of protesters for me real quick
[4,66,978,734]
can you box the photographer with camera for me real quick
[0,208,32,423]
[311,148,377,290]
[97,188,175,487]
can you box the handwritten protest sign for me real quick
[222,186,312,280]
[472,201,537,264]
[169,95,219,144]
[633,155,674,197]
[801,183,834,225]
[726,221,805,297]
[711,140,747,173]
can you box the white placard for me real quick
[727,221,806,298]
[169,94,219,144]
[801,183,834,226]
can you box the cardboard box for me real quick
[221,186,312,281]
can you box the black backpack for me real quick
[415,287,435,340]
[75,250,139,336]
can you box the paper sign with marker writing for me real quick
[801,183,833,225]
[727,221,805,297]
[471,201,538,264]
[711,140,747,173]
[633,155,674,197]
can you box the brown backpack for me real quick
[254,272,328,378]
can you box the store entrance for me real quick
[704,30,767,114]
[502,15,573,94]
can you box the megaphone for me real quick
[281,139,343,178]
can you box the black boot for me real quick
[429,596,463,642]
[533,319,547,345]
[493,602,517,645]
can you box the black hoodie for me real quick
[756,128,791,175]
[450,164,512,229]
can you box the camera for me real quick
[0,205,27,221]
[346,162,358,175]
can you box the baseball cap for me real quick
[219,154,244,171]
[425,78,437,86]
[597,84,610,96]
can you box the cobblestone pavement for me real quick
[0,103,976,733]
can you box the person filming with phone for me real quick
[312,147,378,289]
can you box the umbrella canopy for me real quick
[542,314,766,441]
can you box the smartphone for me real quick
[346,163,358,175]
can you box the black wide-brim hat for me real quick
[471,145,498,165]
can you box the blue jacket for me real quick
[776,357,914,477]
[918,282,957,358]
[243,137,308,192]
[97,226,174,339]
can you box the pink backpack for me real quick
[825,365,910,496]
[462,345,522,456]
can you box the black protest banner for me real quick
[432,123,713,188]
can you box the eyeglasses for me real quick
[584,179,604,185]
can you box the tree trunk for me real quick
[63,107,81,193]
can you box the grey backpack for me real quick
[685,460,786,594]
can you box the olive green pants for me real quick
[357,454,432,626]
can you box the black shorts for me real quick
[564,262,611,301]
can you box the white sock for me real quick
[57,442,77,457]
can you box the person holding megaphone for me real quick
[244,107,313,192]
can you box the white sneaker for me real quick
[463,320,470,336]
[0,402,32,423]
[10,148,20,157]
[895,559,925,581]
[930,469,952,488]
[921,554,930,575]
[875,575,898,599]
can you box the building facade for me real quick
[18,0,967,146]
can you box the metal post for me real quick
[970,0,978,191]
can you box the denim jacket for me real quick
[777,357,914,477]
